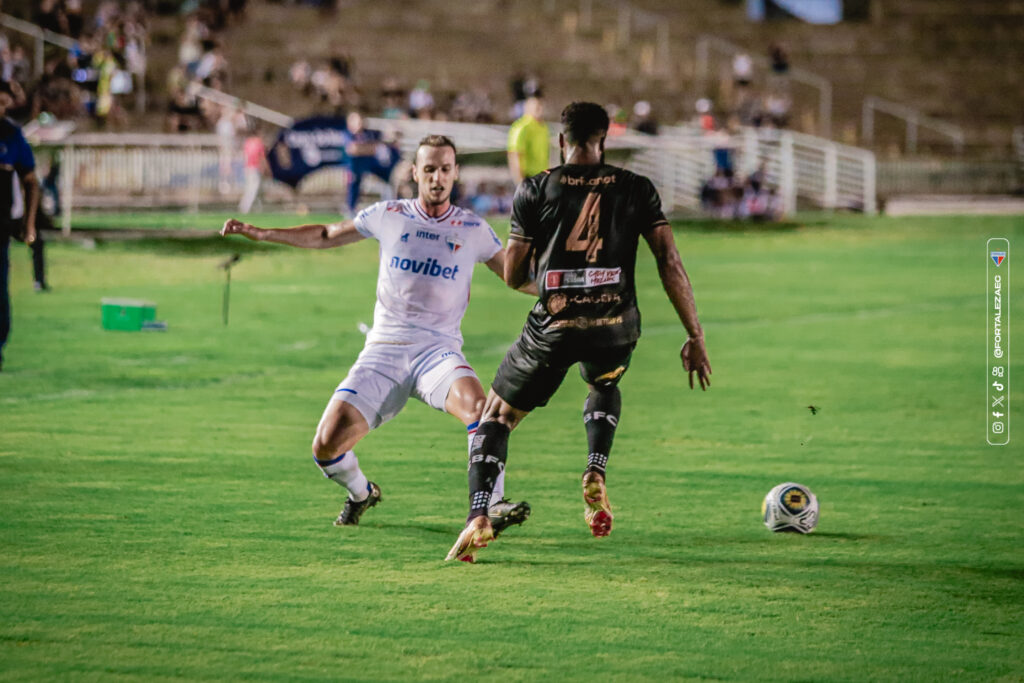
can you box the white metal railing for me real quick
[695,34,833,139]
[862,95,965,155]
[42,118,876,234]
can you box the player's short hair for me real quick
[416,134,458,158]
[561,101,610,145]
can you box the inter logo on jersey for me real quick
[446,237,463,253]
[991,251,1006,267]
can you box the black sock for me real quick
[583,386,621,477]
[467,421,509,521]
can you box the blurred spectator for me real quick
[708,118,736,174]
[179,14,207,71]
[631,100,658,135]
[166,88,201,131]
[34,0,70,36]
[736,89,762,127]
[763,89,791,128]
[508,70,541,119]
[1,46,31,85]
[408,79,434,118]
[380,77,406,119]
[238,124,269,213]
[695,97,714,131]
[341,110,400,215]
[769,43,789,76]
[0,79,42,371]
[65,0,85,39]
[451,87,494,123]
[289,59,313,96]
[216,103,245,194]
[769,43,790,92]
[466,181,513,216]
[607,104,628,136]
[732,52,753,88]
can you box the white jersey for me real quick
[353,199,503,344]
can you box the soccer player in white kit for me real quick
[221,134,533,539]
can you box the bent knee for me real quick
[313,413,367,459]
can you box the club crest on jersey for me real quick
[991,251,1006,267]
[446,236,463,253]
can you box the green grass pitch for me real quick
[1,212,1022,681]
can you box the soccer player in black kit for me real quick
[447,101,712,562]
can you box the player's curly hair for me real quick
[417,134,458,156]
[561,101,610,145]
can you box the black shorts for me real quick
[491,336,636,412]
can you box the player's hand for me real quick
[24,226,36,245]
[681,336,712,391]
[220,218,250,238]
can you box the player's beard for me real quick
[422,187,450,206]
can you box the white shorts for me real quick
[331,339,478,429]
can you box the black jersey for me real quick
[509,163,669,349]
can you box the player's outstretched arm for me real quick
[643,223,712,390]
[220,218,365,249]
[486,249,538,296]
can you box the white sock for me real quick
[468,421,505,507]
[314,451,370,502]
[490,470,506,506]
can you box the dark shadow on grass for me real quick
[370,522,459,537]
[808,531,884,540]
[670,218,818,234]
[96,235,283,257]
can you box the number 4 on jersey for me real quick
[566,191,603,262]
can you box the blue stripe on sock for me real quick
[335,388,358,395]
[314,452,347,467]
[466,420,479,432]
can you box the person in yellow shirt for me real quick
[506,96,549,183]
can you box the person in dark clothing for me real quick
[446,102,711,561]
[0,81,40,371]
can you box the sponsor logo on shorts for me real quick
[548,315,624,330]
[389,256,459,280]
[545,268,621,290]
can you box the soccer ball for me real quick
[762,482,819,534]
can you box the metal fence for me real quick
[45,120,877,234]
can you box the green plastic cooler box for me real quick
[101,298,157,331]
